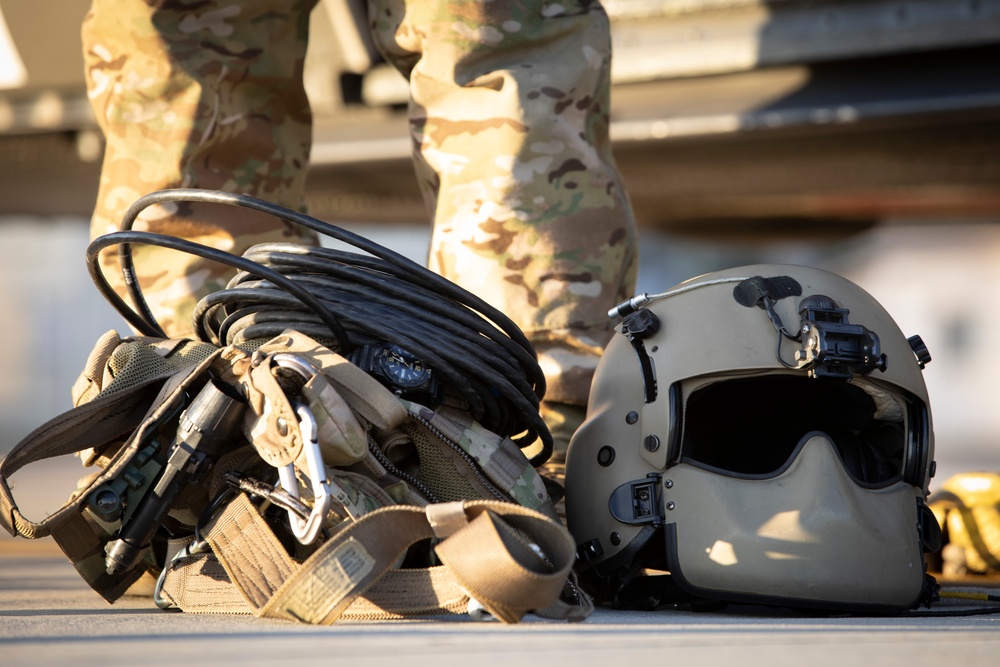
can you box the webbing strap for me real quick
[157,551,472,620]
[0,383,155,539]
[207,494,297,609]
[0,350,224,603]
[253,331,408,430]
[159,551,253,615]
[163,493,588,623]
[433,506,572,623]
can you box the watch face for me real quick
[378,344,431,388]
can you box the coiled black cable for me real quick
[85,188,552,465]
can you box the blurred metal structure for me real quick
[1,0,999,234]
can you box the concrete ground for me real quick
[3,527,1000,667]
[3,446,1000,667]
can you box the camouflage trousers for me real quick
[82,0,639,407]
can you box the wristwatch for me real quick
[349,342,443,407]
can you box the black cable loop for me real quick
[242,263,542,401]
[243,244,545,388]
[116,190,540,372]
[215,272,547,441]
[90,188,553,464]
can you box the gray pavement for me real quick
[3,544,1000,667]
[4,451,1000,667]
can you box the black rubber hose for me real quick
[87,230,352,351]
[88,188,552,463]
[115,189,539,371]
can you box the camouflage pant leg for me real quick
[369,0,639,406]
[82,0,319,339]
[84,0,639,407]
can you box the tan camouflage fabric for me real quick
[82,0,321,336]
[369,0,639,405]
[322,469,399,533]
[404,401,551,513]
[82,0,638,410]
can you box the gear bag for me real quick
[0,328,590,623]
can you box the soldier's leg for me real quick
[369,0,639,449]
[82,0,319,339]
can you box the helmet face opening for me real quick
[682,375,916,487]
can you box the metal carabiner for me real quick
[267,353,361,545]
[269,353,336,544]
[277,399,332,545]
[153,537,212,610]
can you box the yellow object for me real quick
[929,472,1000,576]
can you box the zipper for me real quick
[367,439,438,503]
[409,412,510,503]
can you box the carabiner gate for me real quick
[277,400,332,545]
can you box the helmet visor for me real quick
[680,374,928,487]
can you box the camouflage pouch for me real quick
[234,330,558,523]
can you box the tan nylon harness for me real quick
[0,330,591,623]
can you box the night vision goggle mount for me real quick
[733,275,888,379]
[794,295,887,378]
